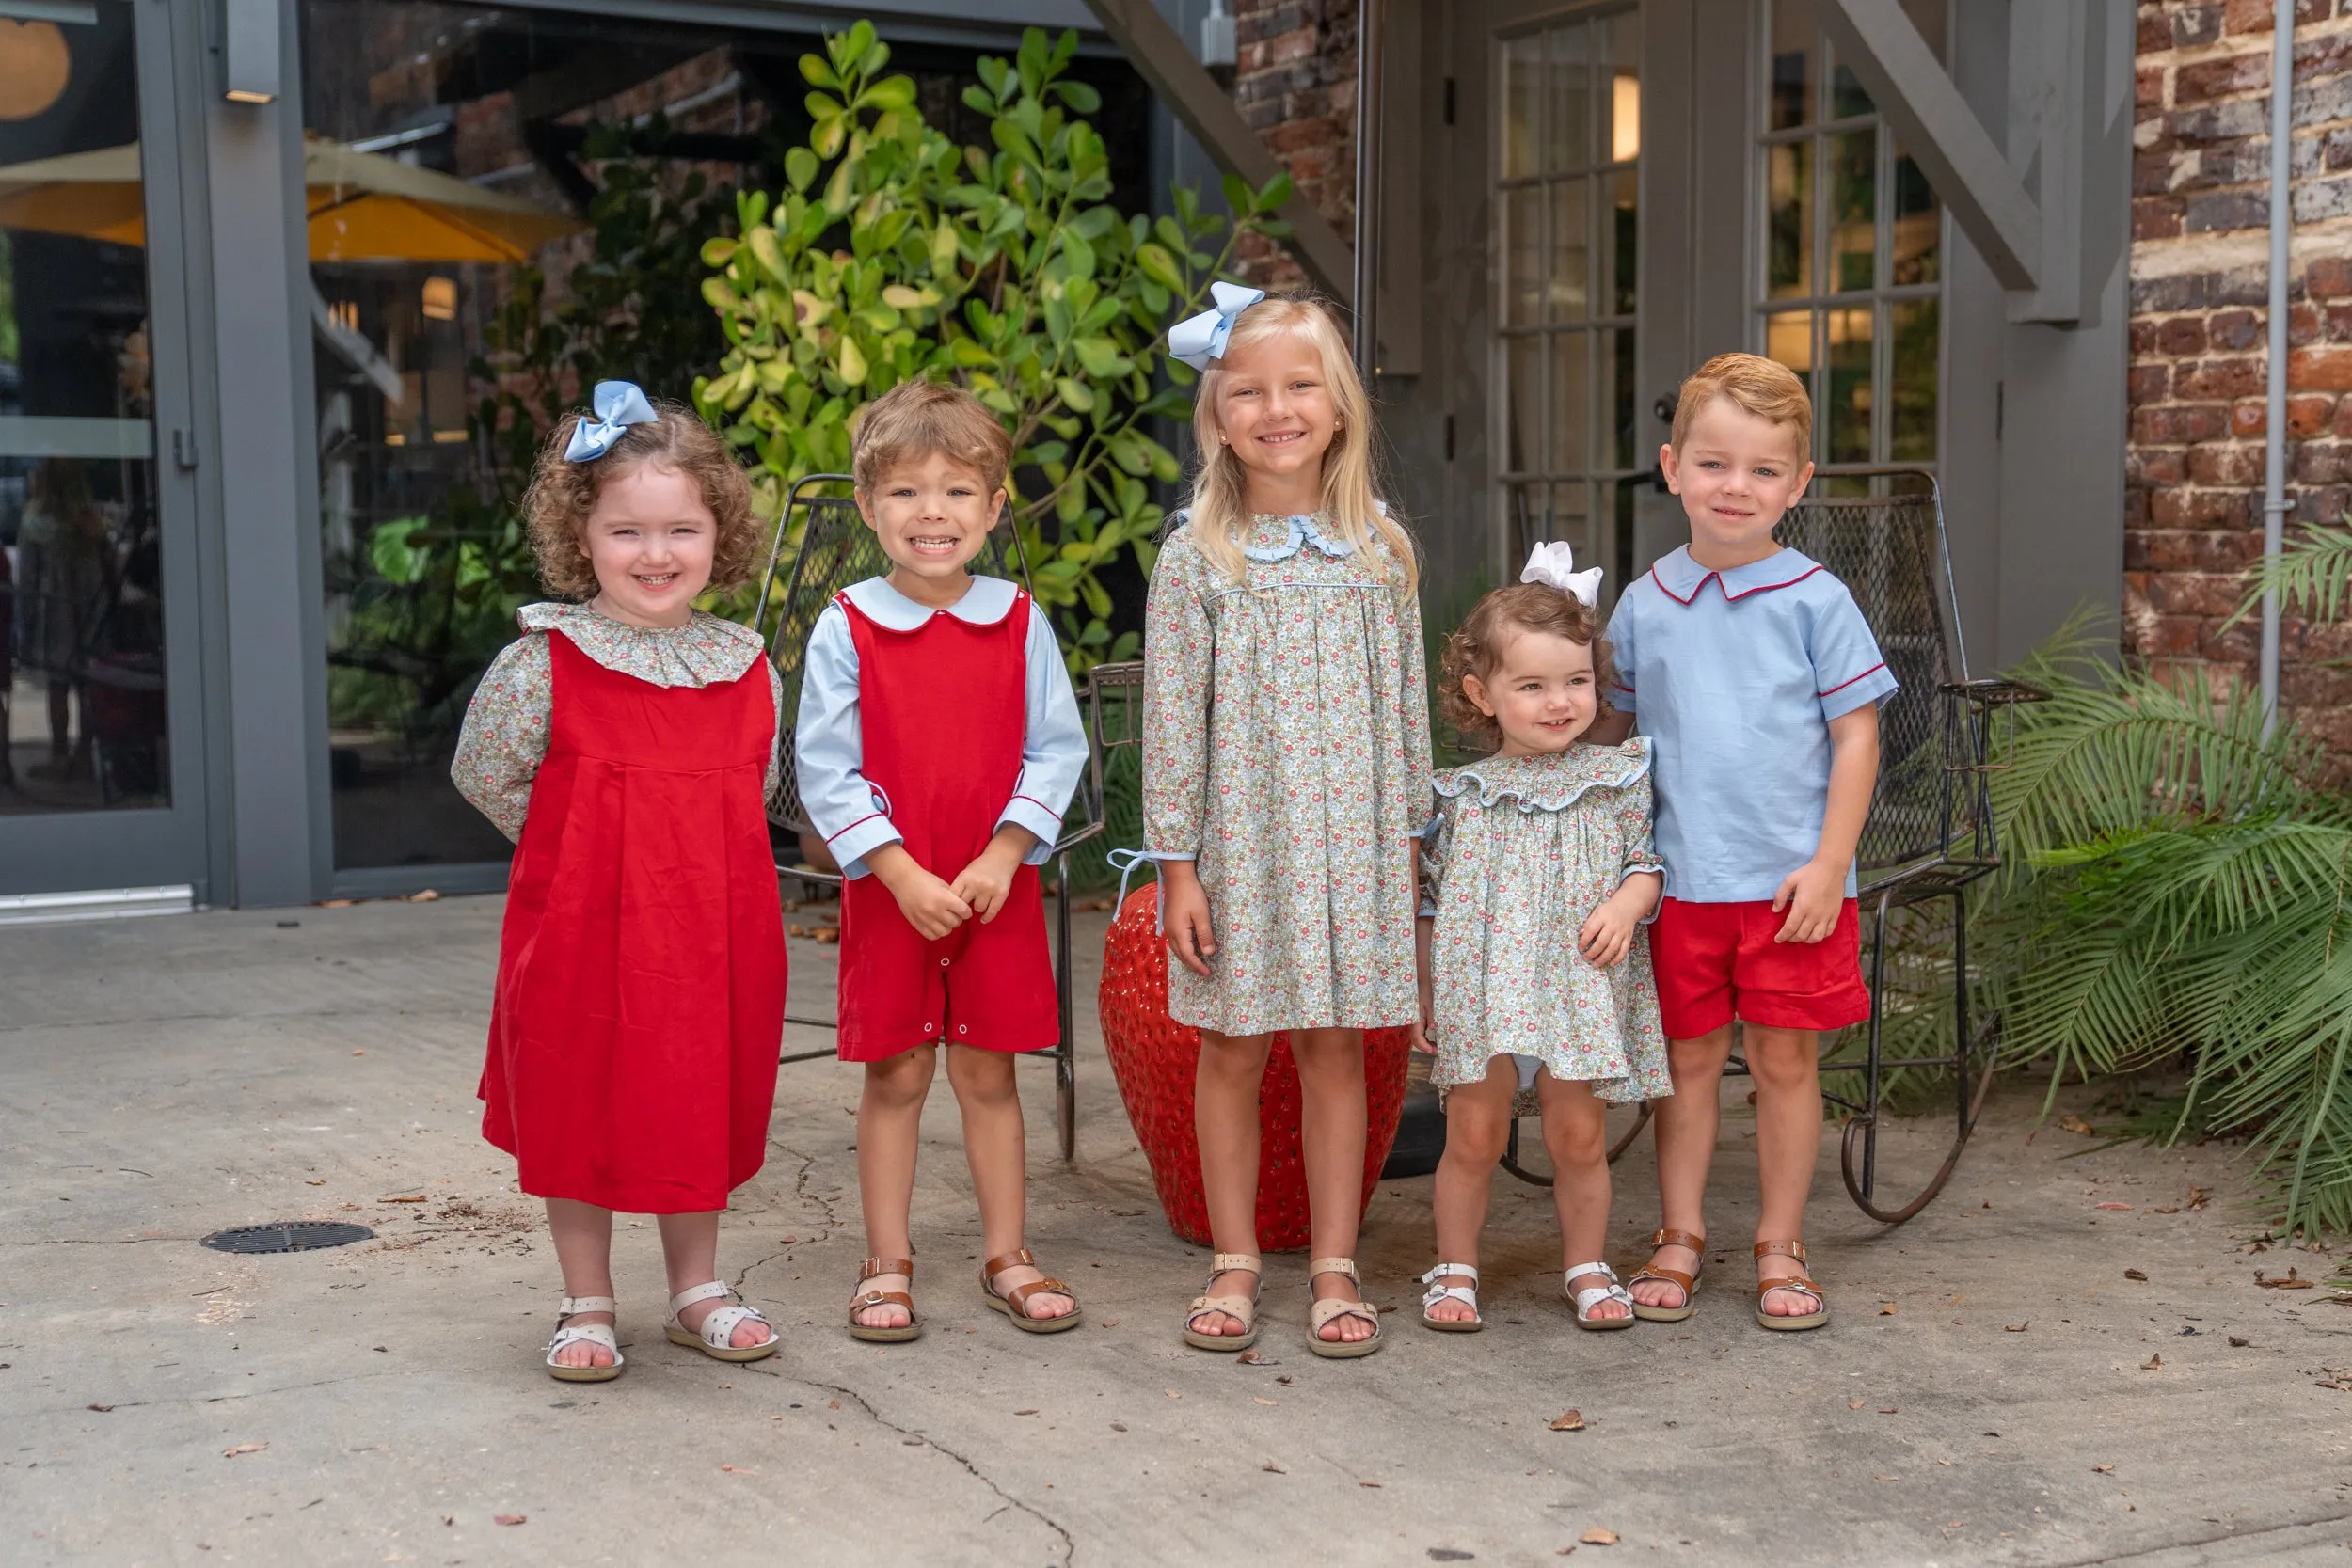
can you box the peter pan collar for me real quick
[519,602,766,689]
[1241,512,1356,562]
[1647,546,1825,606]
[840,574,1020,631]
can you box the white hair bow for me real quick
[1521,541,1604,606]
[1168,281,1267,372]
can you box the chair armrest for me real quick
[1939,675,2049,705]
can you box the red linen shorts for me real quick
[1650,897,1872,1038]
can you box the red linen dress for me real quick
[479,629,787,1212]
[836,588,1057,1060]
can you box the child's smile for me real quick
[1463,628,1597,757]
[580,464,718,629]
[860,451,1009,609]
[1659,397,1815,570]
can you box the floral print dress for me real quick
[1141,512,1431,1035]
[1422,741,1672,1103]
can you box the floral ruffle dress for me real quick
[1422,741,1671,1103]
[1141,512,1431,1036]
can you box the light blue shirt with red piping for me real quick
[1602,545,1897,903]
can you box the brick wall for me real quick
[2129,1,2352,749]
[1229,1,1358,289]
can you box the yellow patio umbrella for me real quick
[0,138,585,262]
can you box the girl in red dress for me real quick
[453,382,787,1382]
[794,381,1090,1341]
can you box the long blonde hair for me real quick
[1183,293,1419,596]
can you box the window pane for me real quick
[1608,166,1638,316]
[1552,330,1590,474]
[1890,299,1939,461]
[1830,48,1872,119]
[1506,185,1544,327]
[1766,141,1811,298]
[1549,180,1589,323]
[1503,34,1543,180]
[1607,10,1641,165]
[1769,0,1816,131]
[1606,326,1639,469]
[1,6,172,815]
[1766,310,1816,376]
[1829,129,1875,293]
[1553,480,1592,561]
[1825,306,1873,463]
[1548,23,1591,174]
[1506,335,1543,473]
[1890,144,1940,285]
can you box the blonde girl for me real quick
[1140,286,1429,1359]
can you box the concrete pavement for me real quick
[1,895,2347,1566]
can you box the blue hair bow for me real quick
[564,380,659,462]
[1168,281,1267,372]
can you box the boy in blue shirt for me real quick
[1588,354,1893,1332]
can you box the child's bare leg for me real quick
[545,1197,617,1370]
[1193,1028,1273,1335]
[1537,1076,1624,1321]
[1629,1024,1735,1310]
[1428,1062,1516,1323]
[853,1046,936,1331]
[946,1045,1072,1320]
[654,1210,773,1347]
[1744,1023,1823,1315]
[1292,1027,1375,1343]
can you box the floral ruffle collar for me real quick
[1433,738,1650,813]
[519,602,767,689]
[1242,512,1357,562]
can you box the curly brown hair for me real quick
[1437,582,1618,752]
[520,399,760,601]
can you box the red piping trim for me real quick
[1818,661,1889,698]
[1008,793,1055,816]
[823,810,888,845]
[1649,561,1826,605]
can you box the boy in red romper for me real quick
[795,380,1089,1342]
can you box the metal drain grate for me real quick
[200,1221,375,1254]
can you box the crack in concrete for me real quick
[0,1236,201,1246]
[34,1368,414,1416]
[763,1368,1074,1564]
[770,1139,844,1247]
[2045,1510,2352,1566]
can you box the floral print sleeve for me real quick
[765,658,786,812]
[452,634,551,844]
[1397,580,1434,836]
[1141,533,1213,860]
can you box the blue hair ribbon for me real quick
[1168,281,1267,372]
[564,380,659,462]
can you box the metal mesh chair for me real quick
[1497,468,2042,1221]
[752,475,1107,1160]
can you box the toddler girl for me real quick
[1142,286,1429,1358]
[453,381,787,1381]
[1414,548,1670,1332]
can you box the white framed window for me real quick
[1494,2,1641,577]
[1755,0,1946,485]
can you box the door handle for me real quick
[172,428,199,470]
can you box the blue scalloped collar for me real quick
[1243,513,1356,562]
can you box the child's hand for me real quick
[1772,856,1846,943]
[1159,861,1217,977]
[949,828,1037,924]
[1577,897,1641,968]
[866,845,971,940]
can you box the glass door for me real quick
[0,0,209,900]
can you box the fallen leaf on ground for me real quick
[1875,1473,1899,1481]
[2092,1464,2114,1473]
[378,1195,425,1204]
[1549,1410,1586,1432]
[1849,1399,1864,1408]
[494,1514,525,1527]
[719,1465,757,1474]
[2124,1268,2148,1281]
[2142,1353,2163,1370]
[2188,1187,2210,1209]
[1098,1319,1120,1328]
[2005,1323,2029,1332]
[1359,1480,1383,1488]
[1109,1422,1127,1433]
[2058,1114,2094,1134]
[304,1180,325,1187]
[1164,1388,1182,1399]
[1013,1409,1039,1417]
[1252,1397,1277,1406]
[2258,1268,2315,1290]
[826,1400,840,1410]
[2230,1336,2250,1347]
[2096,1202,2134,1211]
[1263,1460,1285,1473]
[1879,1406,1898,1414]
[1879,1302,1896,1315]
[407,889,439,902]
[1236,1350,1263,1364]
[223,1443,266,1458]
[1581,1528,1619,1545]
[87,1403,112,1412]
[1275,1375,1295,1386]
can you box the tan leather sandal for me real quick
[1753,1240,1829,1331]
[1628,1227,1705,1323]
[848,1256,921,1343]
[981,1247,1081,1335]
[1306,1257,1382,1359]
[1183,1252,1262,1351]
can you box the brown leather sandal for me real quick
[1628,1227,1704,1323]
[1753,1240,1828,1331]
[980,1247,1081,1335]
[848,1256,921,1343]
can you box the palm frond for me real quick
[2221,520,2352,631]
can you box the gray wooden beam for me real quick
[1080,0,1357,305]
[1820,0,2042,293]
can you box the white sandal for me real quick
[545,1294,624,1383]
[663,1281,778,1363]
[1306,1257,1383,1359]
[1565,1261,1637,1331]
[1419,1263,1484,1332]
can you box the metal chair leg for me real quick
[1055,852,1076,1162]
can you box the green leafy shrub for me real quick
[692,22,1294,672]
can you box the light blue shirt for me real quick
[1604,546,1898,903]
[794,575,1087,879]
